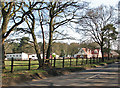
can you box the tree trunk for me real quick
[2,43,5,71]
[108,40,110,60]
[1,11,9,71]
[46,17,54,61]
[46,32,53,60]
[38,11,45,64]
[101,45,104,62]
[31,30,43,69]
[41,24,45,65]
[39,15,45,65]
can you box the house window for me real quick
[10,55,12,57]
[19,55,21,57]
[16,55,18,57]
[94,50,98,54]
[13,55,15,57]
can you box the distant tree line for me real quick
[5,37,100,57]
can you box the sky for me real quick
[62,0,119,44]
[82,0,119,7]
[6,0,120,44]
[61,0,118,43]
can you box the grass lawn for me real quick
[4,58,87,72]
[4,57,119,72]
[5,60,39,72]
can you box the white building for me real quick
[29,54,38,60]
[29,54,43,60]
[6,52,29,60]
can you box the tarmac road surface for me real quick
[11,62,120,86]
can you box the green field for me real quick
[4,58,101,72]
[5,60,39,72]
[4,57,119,73]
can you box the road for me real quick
[17,62,119,86]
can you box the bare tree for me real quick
[39,1,88,62]
[77,5,117,61]
[1,2,23,70]
[0,1,42,70]
[38,11,45,65]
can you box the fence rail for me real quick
[4,56,120,73]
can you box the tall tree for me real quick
[38,11,45,65]
[1,2,23,70]
[14,1,46,68]
[0,1,43,70]
[102,24,118,59]
[40,1,88,61]
[77,6,117,61]
[24,11,43,68]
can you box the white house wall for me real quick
[29,54,43,60]
[29,54,38,60]
[6,53,22,60]
[98,50,102,58]
[22,53,29,60]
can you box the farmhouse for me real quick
[74,48,92,58]
[92,49,102,58]
[74,48,102,58]
[6,52,29,60]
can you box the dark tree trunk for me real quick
[39,17,45,65]
[38,11,45,65]
[46,32,53,60]
[46,17,54,61]
[107,40,110,60]
[2,43,5,71]
[101,45,104,62]
[31,30,43,69]
[1,11,9,71]
[42,29,45,65]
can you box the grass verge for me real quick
[2,58,120,86]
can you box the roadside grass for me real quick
[4,58,119,72]
[3,58,120,85]
[3,58,120,78]
[3,68,46,78]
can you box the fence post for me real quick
[81,57,84,65]
[54,57,56,67]
[51,58,52,65]
[76,57,78,66]
[28,58,31,70]
[11,57,14,73]
[99,58,100,63]
[97,58,99,63]
[90,57,92,64]
[94,58,96,64]
[93,57,95,64]
[86,57,88,64]
[63,57,64,68]
[96,58,98,63]
[70,57,72,67]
